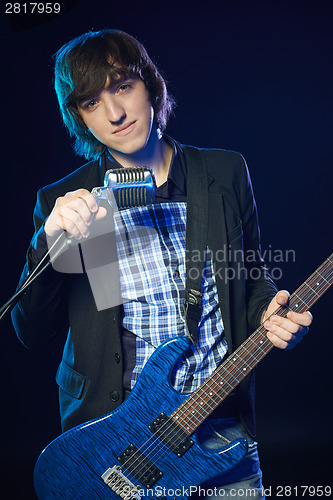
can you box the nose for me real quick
[104,94,125,125]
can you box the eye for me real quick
[85,99,99,109]
[78,97,99,111]
[117,83,131,93]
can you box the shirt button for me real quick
[114,353,121,364]
[110,391,120,402]
[174,269,180,278]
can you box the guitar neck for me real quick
[171,253,333,434]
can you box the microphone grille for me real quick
[117,186,148,209]
[114,167,146,184]
[104,166,156,209]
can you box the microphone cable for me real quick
[0,167,156,321]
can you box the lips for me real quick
[113,121,136,136]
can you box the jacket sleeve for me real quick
[11,188,69,350]
[237,154,278,330]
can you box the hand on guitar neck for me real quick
[262,290,313,350]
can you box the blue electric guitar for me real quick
[34,254,333,499]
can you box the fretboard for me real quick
[171,253,333,434]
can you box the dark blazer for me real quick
[12,139,277,435]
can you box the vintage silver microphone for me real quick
[50,166,156,262]
[0,167,156,320]
[92,166,156,209]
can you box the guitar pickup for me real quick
[117,444,163,489]
[148,413,194,457]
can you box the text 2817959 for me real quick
[5,2,61,14]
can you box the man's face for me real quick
[76,77,154,157]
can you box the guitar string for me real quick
[173,255,333,426]
[116,316,285,486]
[293,262,333,306]
[170,257,333,428]
[113,293,284,479]
[115,258,332,488]
[117,321,302,489]
[116,263,333,488]
[113,328,268,486]
[126,254,332,439]
[185,260,333,430]
[115,259,333,488]
[116,325,278,490]
[174,324,275,429]
[114,352,250,488]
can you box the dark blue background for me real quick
[0,1,332,498]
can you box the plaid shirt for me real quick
[113,201,228,392]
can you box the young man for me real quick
[12,29,312,498]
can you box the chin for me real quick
[114,137,150,157]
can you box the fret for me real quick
[193,379,230,409]
[315,270,331,286]
[205,378,229,398]
[205,373,233,395]
[241,342,261,364]
[214,365,241,386]
[292,292,308,311]
[248,333,267,353]
[303,280,320,297]
[172,253,332,434]
[232,352,252,371]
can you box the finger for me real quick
[265,315,301,335]
[46,210,81,239]
[46,190,106,238]
[55,205,91,238]
[56,200,107,236]
[68,189,99,214]
[275,290,290,306]
[287,310,313,327]
[266,331,291,350]
[262,290,291,322]
[94,206,107,220]
[265,320,301,343]
[63,193,96,226]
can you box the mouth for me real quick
[113,121,136,136]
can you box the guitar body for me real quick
[34,336,247,499]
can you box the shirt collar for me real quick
[162,135,186,193]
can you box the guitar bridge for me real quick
[101,466,141,499]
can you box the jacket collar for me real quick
[97,135,215,190]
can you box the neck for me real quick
[109,127,172,187]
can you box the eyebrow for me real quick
[76,86,105,105]
[75,75,139,107]
[105,75,138,90]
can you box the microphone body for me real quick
[50,167,156,262]
[93,166,156,209]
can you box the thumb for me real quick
[94,206,107,220]
[263,290,290,322]
[275,290,290,306]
